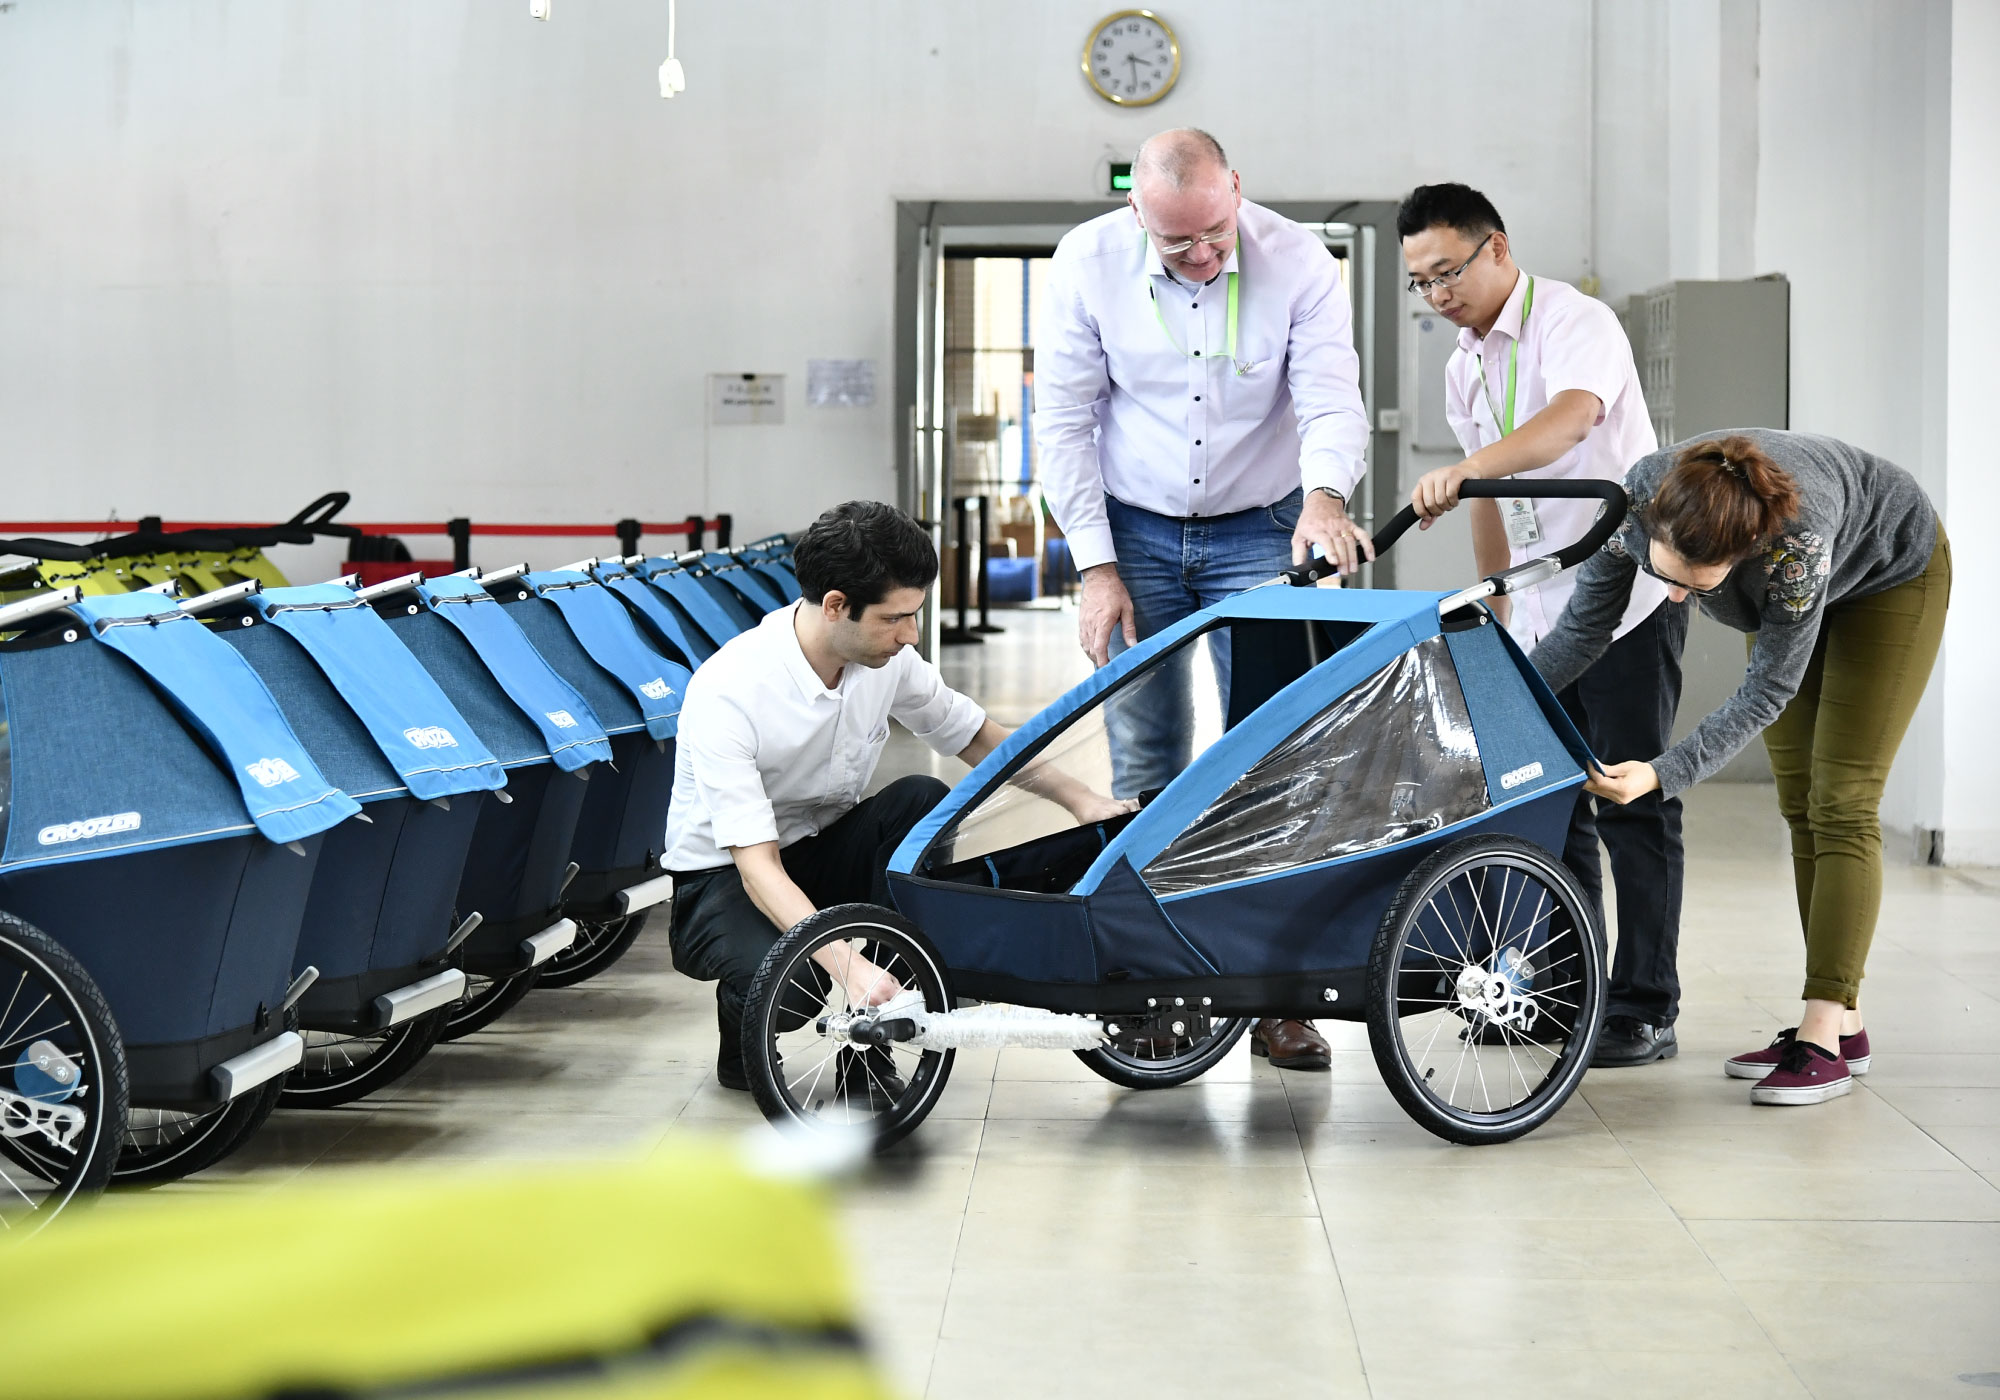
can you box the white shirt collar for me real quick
[1459,267,1530,353]
[768,602,841,703]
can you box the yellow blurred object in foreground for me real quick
[0,1140,898,1400]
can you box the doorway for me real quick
[895,201,1402,659]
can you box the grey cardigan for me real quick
[1530,429,1939,797]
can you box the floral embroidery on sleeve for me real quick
[1606,488,1649,560]
[1763,530,1832,622]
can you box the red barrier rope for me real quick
[0,520,727,538]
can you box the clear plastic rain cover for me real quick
[1142,635,1490,895]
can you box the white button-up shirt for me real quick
[1033,200,1370,571]
[1444,270,1669,650]
[663,602,986,872]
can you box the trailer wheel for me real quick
[281,1007,450,1109]
[1366,834,1604,1145]
[0,912,128,1233]
[440,969,538,1041]
[114,1076,285,1187]
[536,911,651,989]
[742,904,954,1151]
[1076,1016,1251,1090]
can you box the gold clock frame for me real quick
[1081,9,1180,107]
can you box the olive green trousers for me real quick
[1758,524,1951,1007]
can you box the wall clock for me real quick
[1082,11,1179,106]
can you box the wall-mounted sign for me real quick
[807,358,876,407]
[1108,161,1134,194]
[708,373,784,425]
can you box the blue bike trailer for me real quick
[634,557,752,647]
[373,575,605,977]
[500,571,687,912]
[211,583,509,1033]
[886,584,1593,1017]
[699,553,789,614]
[687,562,774,633]
[748,556,803,604]
[0,591,358,1107]
[585,559,712,667]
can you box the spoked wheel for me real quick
[0,913,128,1234]
[743,904,954,1151]
[440,969,539,1042]
[1367,835,1604,1145]
[1076,1013,1251,1089]
[114,1076,286,1187]
[535,911,651,989]
[280,1007,450,1109]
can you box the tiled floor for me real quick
[204,608,2000,1399]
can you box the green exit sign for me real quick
[1108,162,1134,194]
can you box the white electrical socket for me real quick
[529,0,551,19]
[659,56,685,98]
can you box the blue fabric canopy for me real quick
[252,584,507,800]
[587,563,715,666]
[0,635,256,871]
[415,576,612,772]
[71,593,360,844]
[637,560,752,646]
[522,572,689,740]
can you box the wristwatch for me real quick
[1308,486,1346,507]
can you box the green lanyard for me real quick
[1148,258,1245,376]
[1474,275,1536,436]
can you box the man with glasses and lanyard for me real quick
[1033,127,1370,1072]
[1397,182,1687,1069]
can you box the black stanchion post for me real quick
[973,493,1003,635]
[940,495,980,645]
[714,513,733,548]
[447,518,472,572]
[683,514,706,552]
[615,518,642,559]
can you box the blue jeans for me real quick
[1103,489,1301,798]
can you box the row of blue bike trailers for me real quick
[0,540,802,1228]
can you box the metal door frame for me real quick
[895,200,1404,657]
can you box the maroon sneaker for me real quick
[1725,1026,1871,1079]
[1748,1039,1853,1105]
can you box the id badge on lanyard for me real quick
[1475,276,1541,549]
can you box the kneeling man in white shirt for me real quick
[665,501,1129,1098]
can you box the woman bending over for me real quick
[1533,430,1948,1107]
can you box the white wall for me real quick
[1754,0,1956,844]
[1939,0,2000,862]
[0,0,1672,563]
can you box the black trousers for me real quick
[1557,598,1690,1028]
[668,775,949,1060]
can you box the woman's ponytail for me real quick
[1647,435,1801,564]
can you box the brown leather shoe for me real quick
[1251,1018,1331,1070]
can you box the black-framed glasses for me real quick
[1407,233,1492,297]
[1637,551,1731,599]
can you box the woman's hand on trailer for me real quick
[1585,760,1661,805]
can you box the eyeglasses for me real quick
[1142,223,1235,257]
[1637,551,1731,599]
[1406,233,1492,297]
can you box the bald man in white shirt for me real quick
[1397,182,1689,1070]
[1033,129,1372,1071]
